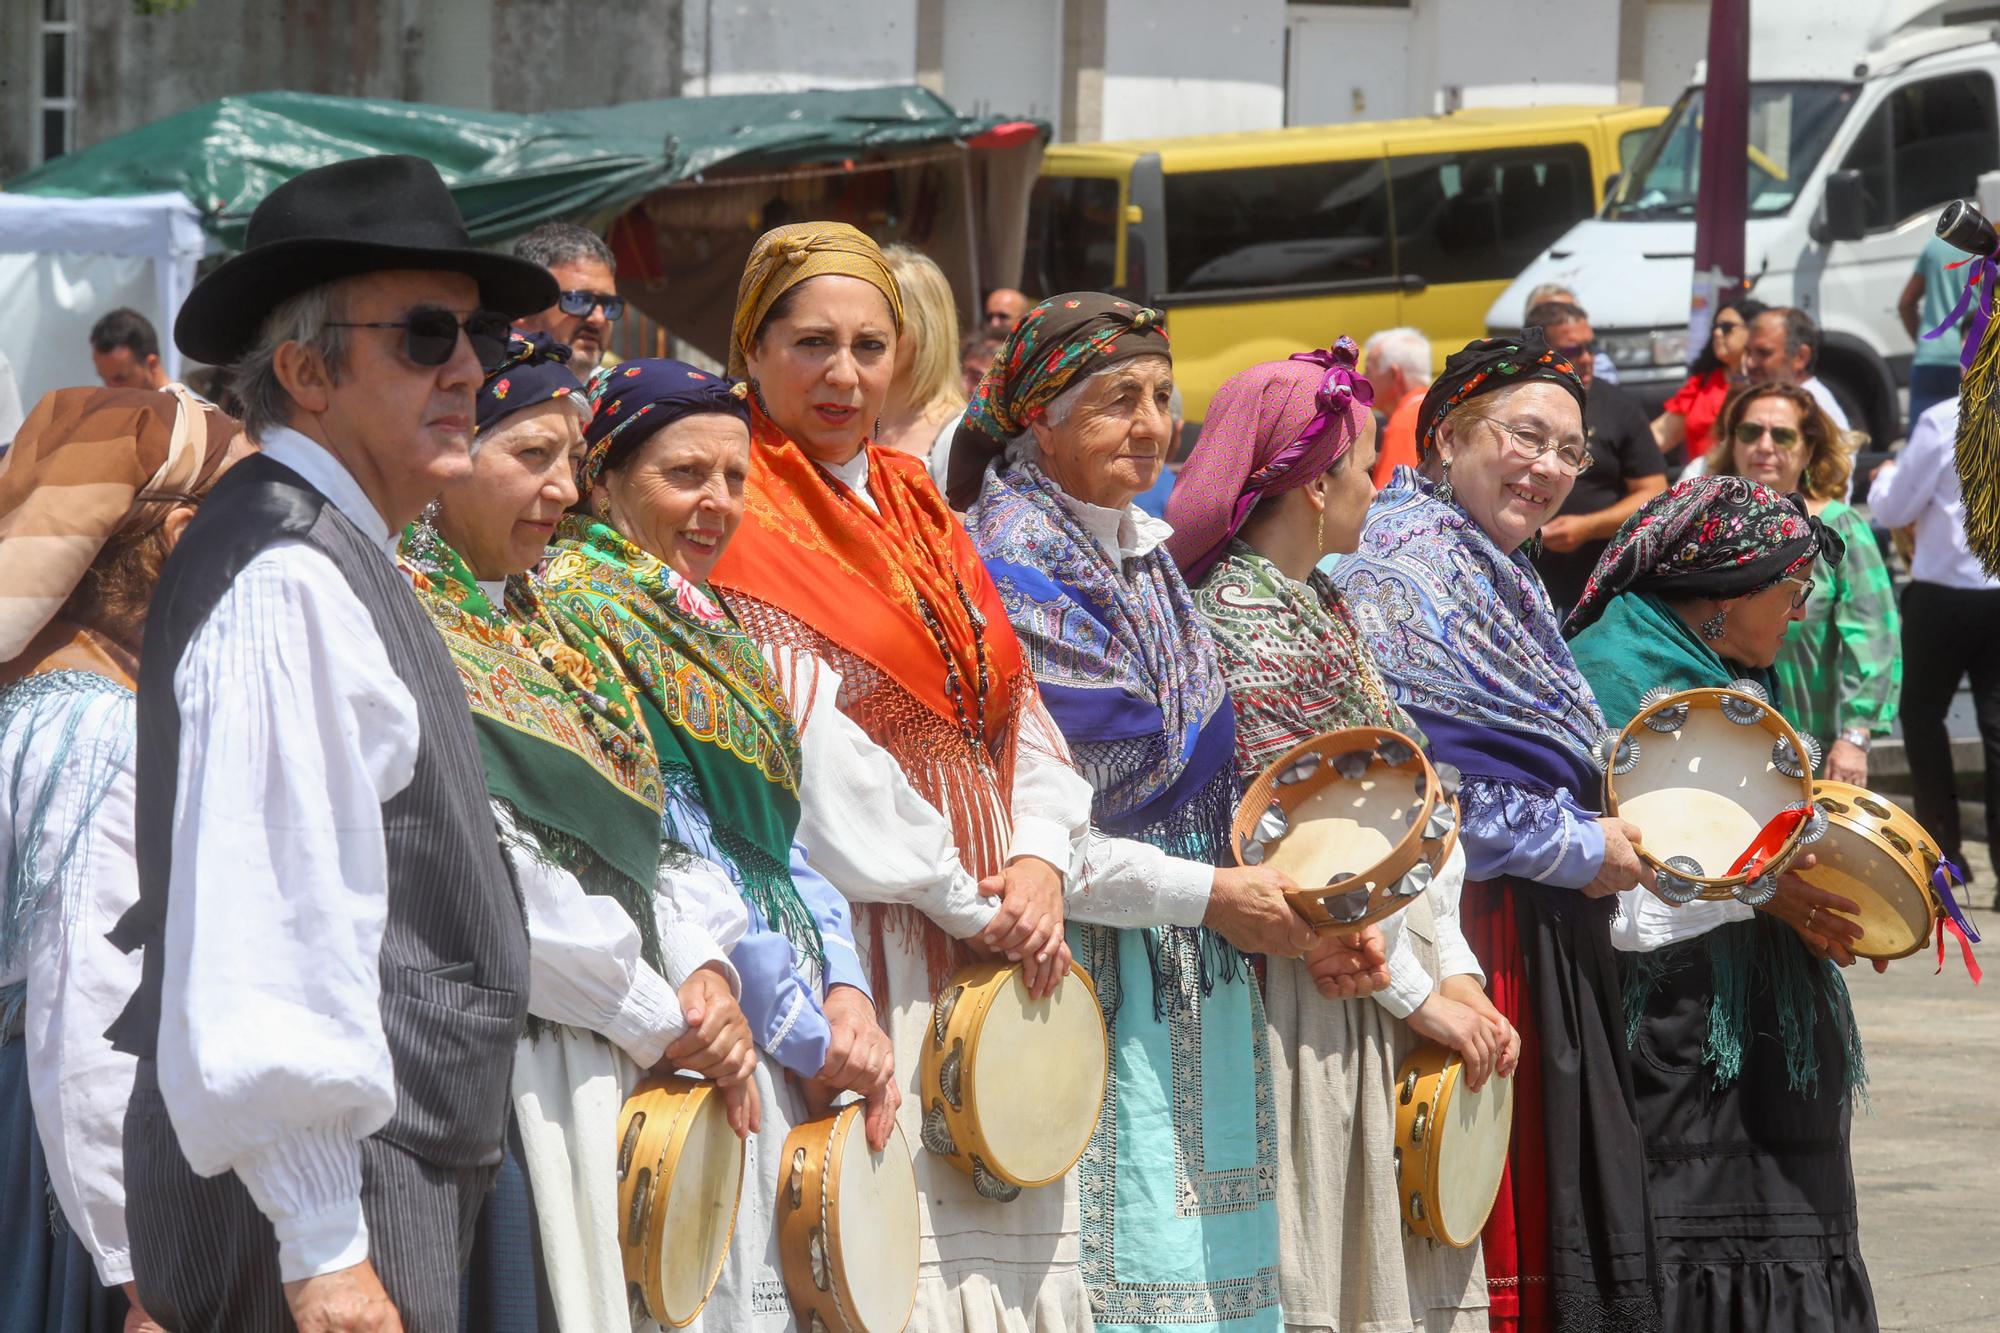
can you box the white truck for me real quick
[1491,1,2000,443]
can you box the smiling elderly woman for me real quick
[534,357,891,1333]
[396,338,757,1330]
[1329,333,1662,1332]
[956,292,1318,1333]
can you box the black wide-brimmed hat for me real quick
[175,154,559,366]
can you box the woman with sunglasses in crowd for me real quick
[1566,476,1880,1332]
[1704,382,1900,786]
[1651,290,1766,467]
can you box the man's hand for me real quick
[1593,817,1658,899]
[976,855,1068,998]
[1303,926,1389,999]
[815,985,894,1095]
[282,1260,402,1333]
[1825,738,1869,787]
[121,1284,166,1333]
[1539,514,1591,554]
[1205,866,1319,957]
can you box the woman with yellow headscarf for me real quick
[709,223,1238,1330]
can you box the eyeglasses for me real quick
[1554,341,1595,362]
[1733,420,1802,449]
[1713,317,1746,335]
[556,289,625,321]
[1476,414,1594,474]
[328,307,513,371]
[1782,576,1816,609]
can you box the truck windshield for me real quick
[1606,82,1858,220]
[1025,175,1123,296]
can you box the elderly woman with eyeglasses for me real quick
[1705,382,1899,786]
[1565,476,1880,1333]
[1330,333,1661,1332]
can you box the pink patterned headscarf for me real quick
[1165,338,1373,584]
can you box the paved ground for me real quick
[1850,838,1996,1330]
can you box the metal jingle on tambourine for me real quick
[1255,803,1289,843]
[1589,733,1616,774]
[1594,732,1642,775]
[1771,736,1808,779]
[1734,872,1780,907]
[1720,690,1768,725]
[921,1102,958,1157]
[1435,762,1462,797]
[1275,751,1321,786]
[1378,738,1415,767]
[1790,800,1830,845]
[1333,749,1373,781]
[1643,702,1690,733]
[1239,835,1266,866]
[1728,678,1770,704]
[1424,801,1457,840]
[1397,861,1434,898]
[1798,733,1824,775]
[1321,886,1372,925]
[1655,854,1706,906]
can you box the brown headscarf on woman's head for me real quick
[728,222,905,377]
[0,385,249,663]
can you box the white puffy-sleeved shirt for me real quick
[785,451,1212,933]
[1,677,141,1286]
[1372,841,1486,1019]
[154,426,433,1283]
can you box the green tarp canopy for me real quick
[7,85,1040,249]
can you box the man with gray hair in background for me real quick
[1362,326,1432,485]
[511,222,622,378]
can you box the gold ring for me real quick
[1805,905,1820,929]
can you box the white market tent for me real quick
[0,191,207,438]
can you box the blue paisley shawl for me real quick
[969,457,1242,1010]
[971,456,1280,1333]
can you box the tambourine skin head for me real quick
[615,1076,745,1327]
[779,1106,920,1333]
[1604,687,1816,904]
[1231,726,1456,935]
[1796,780,1944,961]
[917,959,1108,1191]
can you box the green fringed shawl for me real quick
[400,521,667,971]
[539,517,824,972]
[1570,589,1866,1098]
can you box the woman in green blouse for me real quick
[1707,381,1900,783]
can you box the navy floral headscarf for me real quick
[579,357,751,490]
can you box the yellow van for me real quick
[1025,105,1666,422]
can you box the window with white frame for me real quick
[36,0,79,164]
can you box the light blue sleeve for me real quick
[1455,777,1606,890]
[663,797,833,1078]
[790,842,871,1001]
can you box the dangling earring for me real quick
[1700,607,1728,642]
[593,491,613,524]
[1435,456,1454,505]
[874,416,883,439]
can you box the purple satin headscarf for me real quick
[1166,337,1373,584]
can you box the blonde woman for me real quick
[879,244,969,462]
[1704,380,1900,784]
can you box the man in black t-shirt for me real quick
[1529,300,1668,613]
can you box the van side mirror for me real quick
[1816,169,1869,245]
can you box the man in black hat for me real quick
[107,154,557,1333]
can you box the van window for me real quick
[1025,176,1122,296]
[1390,146,1593,285]
[1162,158,1390,294]
[1838,72,2000,231]
[1618,126,1655,174]
[1608,83,1856,220]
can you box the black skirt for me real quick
[1624,916,1878,1332]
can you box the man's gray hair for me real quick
[232,281,349,440]
[512,222,615,275]
[1524,282,1577,317]
[1364,327,1432,384]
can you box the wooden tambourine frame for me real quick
[615,1075,744,1328]
[918,959,1107,1198]
[1801,780,1945,961]
[1231,727,1460,934]
[1600,684,1819,906]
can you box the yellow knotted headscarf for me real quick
[728,222,905,377]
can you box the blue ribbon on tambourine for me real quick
[1933,859,1982,983]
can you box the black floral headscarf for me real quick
[1416,329,1586,459]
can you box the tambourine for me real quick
[1395,1042,1513,1248]
[1232,727,1460,933]
[1599,683,1819,905]
[778,1103,919,1333]
[614,1075,744,1327]
[918,959,1107,1200]
[1798,781,1946,961]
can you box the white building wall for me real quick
[939,0,1065,123]
[683,0,920,95]
[1286,5,1423,125]
[1642,0,1712,104]
[1415,0,1622,111]
[1098,0,1286,140]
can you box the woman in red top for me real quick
[1651,291,1764,466]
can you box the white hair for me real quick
[469,391,590,460]
[233,280,350,439]
[1363,327,1431,384]
[1524,282,1578,318]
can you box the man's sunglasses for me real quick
[328,308,514,370]
[556,289,625,321]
